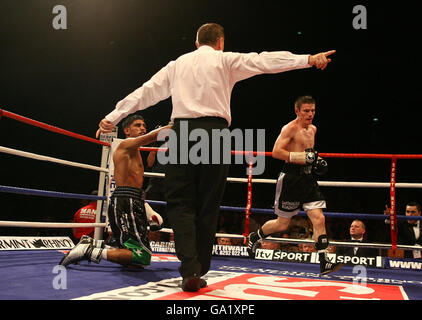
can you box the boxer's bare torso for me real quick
[272,103,316,161]
[113,124,172,189]
[113,142,145,189]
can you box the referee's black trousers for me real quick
[165,117,230,278]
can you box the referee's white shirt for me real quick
[105,45,311,126]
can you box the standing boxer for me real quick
[247,96,342,275]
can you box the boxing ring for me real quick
[1,108,422,302]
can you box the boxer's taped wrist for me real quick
[289,152,307,165]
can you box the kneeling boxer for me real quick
[60,116,172,268]
[246,96,342,275]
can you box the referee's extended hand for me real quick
[96,118,115,138]
[308,50,336,70]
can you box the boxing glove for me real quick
[313,157,328,175]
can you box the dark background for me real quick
[1,1,421,241]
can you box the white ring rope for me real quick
[0,221,107,228]
[0,146,109,173]
[144,172,422,188]
[265,236,422,251]
[318,181,422,189]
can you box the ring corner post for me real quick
[243,153,254,239]
[389,156,398,253]
[94,128,118,240]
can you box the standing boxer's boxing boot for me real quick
[316,235,343,275]
[246,228,266,258]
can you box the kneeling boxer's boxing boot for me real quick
[78,235,93,245]
[59,243,103,267]
[77,235,105,248]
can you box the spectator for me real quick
[384,202,422,258]
[336,219,378,257]
[260,240,280,251]
[217,237,232,246]
[298,238,316,253]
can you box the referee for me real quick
[96,23,335,291]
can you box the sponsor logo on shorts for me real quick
[280,201,300,211]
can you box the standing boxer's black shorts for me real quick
[274,163,326,218]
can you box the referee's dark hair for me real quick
[196,23,224,46]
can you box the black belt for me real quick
[174,116,228,126]
[282,163,313,175]
[111,187,145,201]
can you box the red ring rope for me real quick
[0,109,110,147]
[320,153,422,159]
[2,108,422,159]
